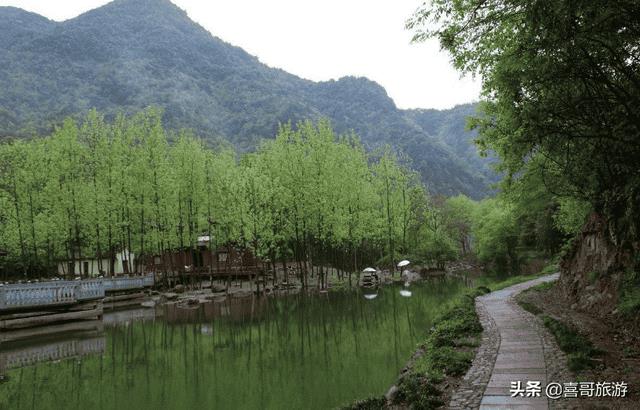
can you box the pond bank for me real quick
[148,268,428,311]
[344,272,562,409]
[344,285,490,409]
[1,280,469,410]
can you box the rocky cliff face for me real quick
[559,213,635,315]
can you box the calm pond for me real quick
[0,280,466,410]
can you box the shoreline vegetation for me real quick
[343,267,556,410]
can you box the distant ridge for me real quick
[0,0,495,198]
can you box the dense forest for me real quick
[408,0,640,313]
[0,0,494,198]
[0,110,587,285]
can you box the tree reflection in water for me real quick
[0,280,466,410]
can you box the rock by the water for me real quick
[141,300,156,308]
[211,284,226,293]
[385,385,399,401]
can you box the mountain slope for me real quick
[0,0,494,198]
[405,103,500,187]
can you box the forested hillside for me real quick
[0,0,492,198]
[409,0,640,315]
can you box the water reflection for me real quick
[0,324,105,384]
[0,279,467,410]
[103,308,155,326]
[363,288,379,300]
[0,319,103,344]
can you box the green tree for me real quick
[408,0,640,249]
[472,199,519,274]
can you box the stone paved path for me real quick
[479,274,559,409]
[450,273,560,409]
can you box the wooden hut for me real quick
[144,245,263,278]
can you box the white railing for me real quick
[0,281,79,310]
[1,337,105,370]
[77,279,104,300]
[102,274,154,292]
[142,274,155,287]
[0,275,154,311]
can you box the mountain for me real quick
[0,0,495,198]
[405,104,499,187]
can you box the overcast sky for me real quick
[1,0,481,109]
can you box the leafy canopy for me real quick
[408,0,640,241]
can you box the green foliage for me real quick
[0,112,432,280]
[540,262,559,276]
[554,198,592,236]
[428,305,483,348]
[542,315,603,372]
[393,373,444,410]
[409,0,640,246]
[341,397,387,410]
[618,271,640,316]
[517,301,542,316]
[471,198,519,274]
[529,281,556,293]
[389,286,488,409]
[477,273,547,292]
[416,346,473,377]
[618,289,640,315]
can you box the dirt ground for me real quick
[517,285,640,409]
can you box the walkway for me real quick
[480,274,558,409]
[450,273,560,409]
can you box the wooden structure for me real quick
[145,246,264,280]
[0,275,154,331]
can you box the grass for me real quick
[517,300,542,315]
[392,374,444,410]
[391,287,490,409]
[476,272,543,291]
[618,287,640,315]
[618,271,640,316]
[475,261,559,292]
[341,397,387,410]
[528,281,555,292]
[541,315,603,372]
[516,276,603,373]
[515,281,556,316]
